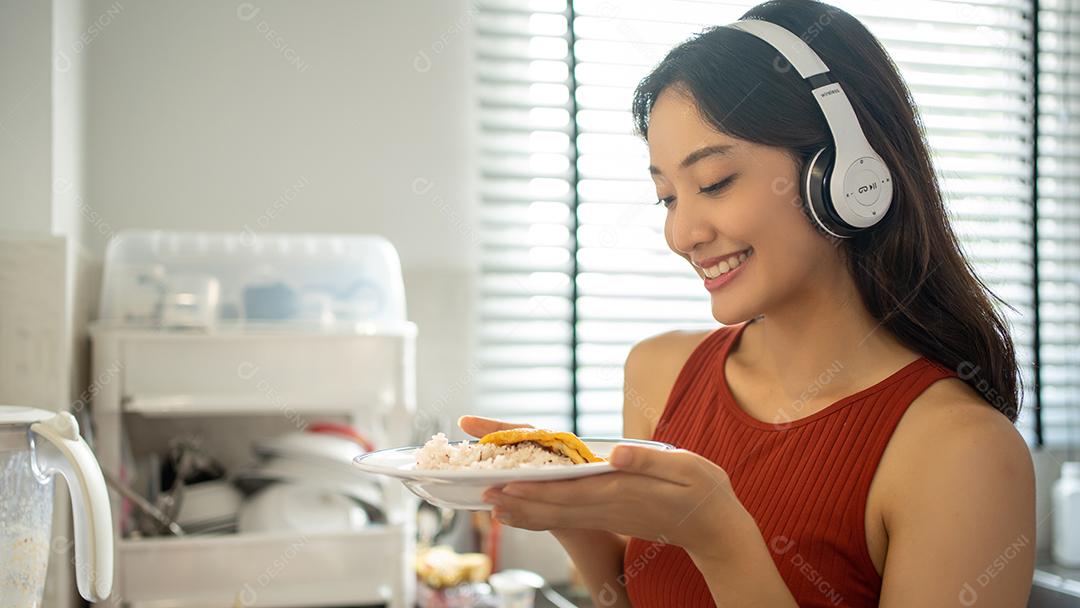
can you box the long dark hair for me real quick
[631,0,1021,422]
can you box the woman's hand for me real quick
[461,416,754,563]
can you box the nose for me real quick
[665,197,716,256]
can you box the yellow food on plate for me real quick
[478,428,605,464]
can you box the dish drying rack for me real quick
[89,231,419,608]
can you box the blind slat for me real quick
[1038,0,1080,447]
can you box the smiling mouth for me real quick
[698,248,753,279]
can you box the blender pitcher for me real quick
[1,406,113,606]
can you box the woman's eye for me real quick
[699,173,739,195]
[652,174,737,208]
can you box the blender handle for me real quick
[30,411,114,602]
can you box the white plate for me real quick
[234,456,385,516]
[254,432,367,471]
[238,483,370,534]
[175,480,243,527]
[353,437,675,510]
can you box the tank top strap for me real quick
[849,355,961,480]
[872,357,959,431]
[652,323,742,435]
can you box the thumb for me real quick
[609,445,697,483]
[457,415,532,439]
[609,444,663,468]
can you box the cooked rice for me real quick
[415,432,574,470]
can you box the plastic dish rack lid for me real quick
[96,230,407,330]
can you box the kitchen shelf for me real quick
[91,327,416,415]
[122,394,380,416]
[118,527,410,608]
[91,325,419,608]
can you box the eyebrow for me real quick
[648,144,734,176]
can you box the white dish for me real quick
[238,483,369,534]
[235,456,384,515]
[254,432,367,472]
[175,479,243,527]
[353,437,675,510]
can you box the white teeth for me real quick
[702,248,752,279]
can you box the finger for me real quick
[457,415,532,438]
[500,475,618,506]
[500,472,681,506]
[609,445,725,486]
[485,490,585,531]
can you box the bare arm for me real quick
[549,528,632,608]
[684,517,799,608]
[877,402,1035,607]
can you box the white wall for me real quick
[0,0,54,233]
[82,0,481,436]
[83,0,478,266]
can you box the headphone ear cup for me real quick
[802,146,860,239]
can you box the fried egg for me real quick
[478,428,605,464]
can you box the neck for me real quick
[739,261,914,405]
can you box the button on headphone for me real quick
[845,158,888,208]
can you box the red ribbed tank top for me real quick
[624,320,959,607]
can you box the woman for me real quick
[463,0,1036,605]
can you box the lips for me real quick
[695,248,753,280]
[692,247,752,270]
[702,251,752,291]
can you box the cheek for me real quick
[756,184,838,279]
[761,175,806,232]
[729,181,798,248]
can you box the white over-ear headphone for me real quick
[726,19,893,238]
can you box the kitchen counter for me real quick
[1031,556,1080,607]
[527,562,1080,608]
[537,583,593,608]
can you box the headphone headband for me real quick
[726,19,893,236]
[727,19,829,78]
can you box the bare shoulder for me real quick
[622,328,718,439]
[882,376,1032,504]
[626,328,715,365]
[891,376,1030,470]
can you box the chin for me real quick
[708,299,759,327]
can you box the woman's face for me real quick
[647,87,845,325]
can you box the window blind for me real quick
[475,0,1042,441]
[1039,0,1080,448]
